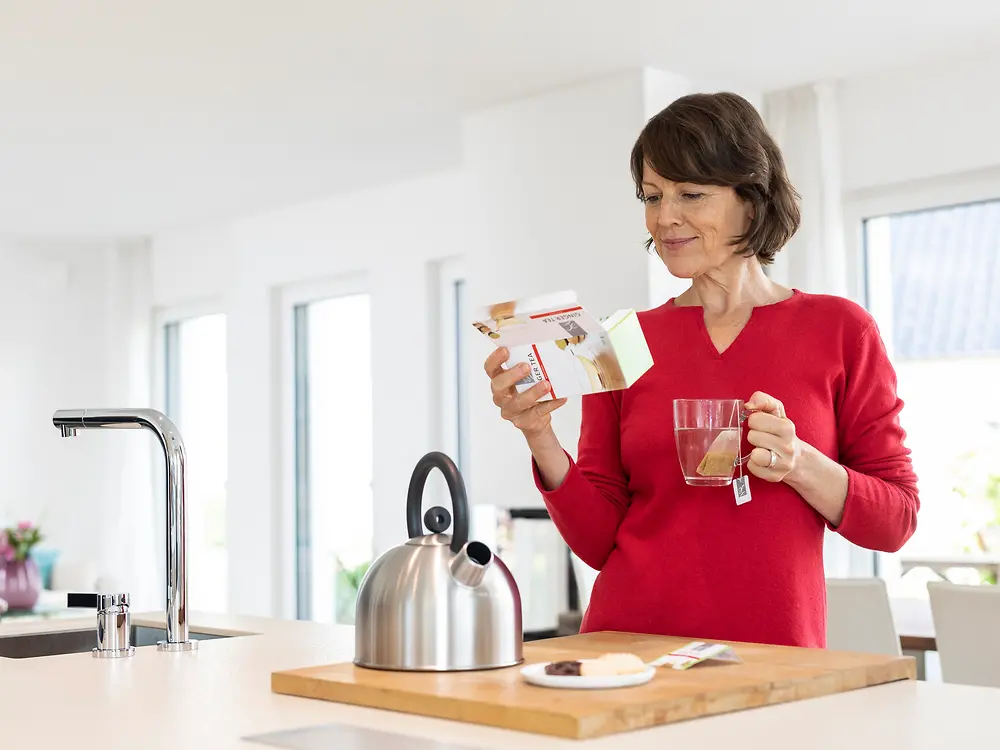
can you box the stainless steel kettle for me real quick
[353,451,523,671]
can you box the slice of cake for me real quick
[544,660,583,676]
[543,652,646,677]
[580,652,647,677]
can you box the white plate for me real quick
[520,662,656,689]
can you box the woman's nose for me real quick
[656,198,682,227]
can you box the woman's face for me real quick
[641,163,753,279]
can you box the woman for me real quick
[483,92,919,649]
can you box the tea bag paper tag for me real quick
[733,475,751,505]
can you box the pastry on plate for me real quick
[544,652,647,677]
[544,660,583,676]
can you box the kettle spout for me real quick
[449,541,493,588]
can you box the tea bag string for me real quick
[733,400,744,479]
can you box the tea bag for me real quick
[695,429,740,477]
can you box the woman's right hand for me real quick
[485,347,568,439]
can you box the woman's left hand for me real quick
[744,391,802,482]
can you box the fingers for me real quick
[747,411,794,437]
[484,347,511,378]
[745,391,786,418]
[510,397,568,432]
[485,346,566,434]
[491,362,532,404]
[746,410,795,458]
[746,429,784,454]
[745,403,798,481]
[500,380,551,419]
[526,397,569,420]
[746,450,780,478]
[746,445,793,476]
[747,421,796,471]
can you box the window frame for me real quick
[841,167,1000,578]
[152,300,227,418]
[150,299,228,607]
[276,273,371,621]
[842,166,1000,306]
[437,258,468,473]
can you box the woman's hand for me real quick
[485,347,571,490]
[744,391,849,526]
[485,347,568,439]
[744,391,802,482]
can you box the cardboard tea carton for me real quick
[472,290,654,399]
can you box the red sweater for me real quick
[533,290,919,648]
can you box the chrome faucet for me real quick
[52,408,196,652]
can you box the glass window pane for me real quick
[295,294,373,624]
[164,313,228,613]
[864,199,1000,595]
[454,278,470,476]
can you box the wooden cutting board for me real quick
[271,631,916,740]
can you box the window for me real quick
[161,312,228,613]
[437,261,501,554]
[439,263,471,477]
[863,198,1000,595]
[290,289,374,624]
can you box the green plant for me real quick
[0,521,43,563]
[334,559,371,625]
[984,473,1000,518]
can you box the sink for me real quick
[0,626,235,659]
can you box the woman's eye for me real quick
[643,195,661,205]
[682,192,704,200]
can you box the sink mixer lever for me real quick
[67,592,135,658]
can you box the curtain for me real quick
[763,83,873,578]
[763,81,850,300]
[98,241,161,609]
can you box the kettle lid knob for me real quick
[423,506,451,534]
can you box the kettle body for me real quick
[353,451,523,671]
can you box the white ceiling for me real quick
[2,0,1000,238]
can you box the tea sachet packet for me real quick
[650,641,742,670]
[696,429,740,477]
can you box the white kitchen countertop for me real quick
[0,610,996,749]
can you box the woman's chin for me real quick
[662,258,702,279]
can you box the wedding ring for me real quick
[768,449,778,468]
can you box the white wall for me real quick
[839,51,1000,193]
[152,225,232,307]
[150,170,470,616]
[0,243,89,545]
[462,70,653,510]
[0,240,159,607]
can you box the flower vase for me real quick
[1,557,42,611]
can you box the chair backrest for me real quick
[928,581,1000,688]
[569,552,599,612]
[825,577,901,656]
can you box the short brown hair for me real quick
[630,92,800,265]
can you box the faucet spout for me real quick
[52,408,196,652]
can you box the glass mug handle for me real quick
[734,407,754,466]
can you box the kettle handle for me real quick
[406,451,469,554]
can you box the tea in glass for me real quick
[673,399,749,487]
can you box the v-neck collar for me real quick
[667,289,802,360]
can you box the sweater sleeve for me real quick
[832,320,920,552]
[531,391,632,570]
